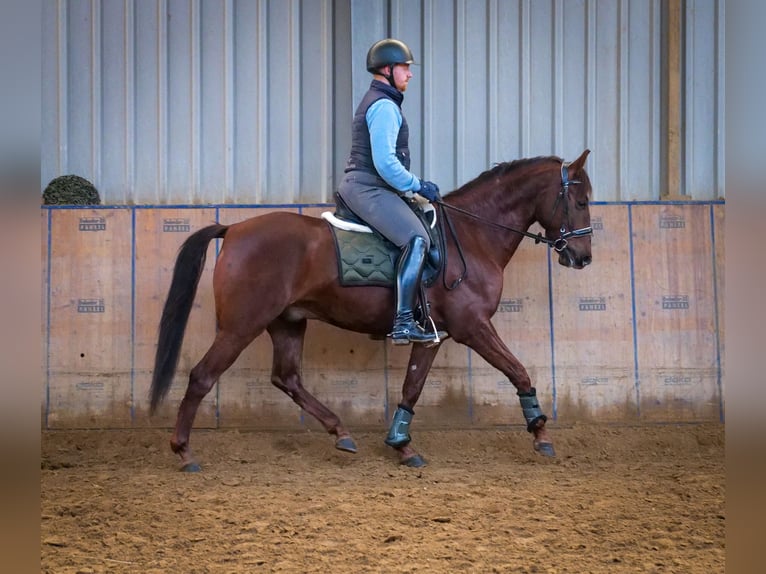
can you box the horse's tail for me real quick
[149,223,228,414]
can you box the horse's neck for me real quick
[449,176,539,266]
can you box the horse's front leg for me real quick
[453,320,555,457]
[385,342,442,467]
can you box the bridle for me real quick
[433,161,593,289]
[547,161,594,252]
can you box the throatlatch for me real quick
[384,404,414,446]
[517,388,548,433]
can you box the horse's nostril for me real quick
[582,256,592,266]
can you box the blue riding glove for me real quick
[417,179,441,202]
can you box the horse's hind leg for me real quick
[171,330,253,471]
[268,317,357,453]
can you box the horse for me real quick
[150,150,593,471]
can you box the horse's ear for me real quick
[568,149,591,175]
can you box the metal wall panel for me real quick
[41,0,724,203]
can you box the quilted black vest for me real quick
[344,80,410,181]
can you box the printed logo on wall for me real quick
[579,297,606,311]
[246,380,273,390]
[79,217,106,231]
[591,216,604,231]
[76,381,105,391]
[77,298,105,313]
[659,214,685,229]
[580,376,609,386]
[163,218,191,232]
[662,295,689,310]
[662,375,693,386]
[497,298,523,312]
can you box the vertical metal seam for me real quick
[320,0,332,202]
[683,0,693,198]
[519,0,530,156]
[628,204,640,417]
[651,0,661,199]
[487,0,498,163]
[455,0,465,186]
[389,0,399,36]
[290,0,300,201]
[256,0,267,203]
[124,0,135,203]
[708,205,723,422]
[553,0,564,154]
[157,0,168,202]
[191,0,201,203]
[224,0,235,202]
[57,0,68,174]
[92,0,103,191]
[586,0,597,192]
[619,0,629,200]
[715,0,725,198]
[422,0,433,176]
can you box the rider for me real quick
[337,38,442,346]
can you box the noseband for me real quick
[544,162,593,252]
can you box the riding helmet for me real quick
[366,39,415,72]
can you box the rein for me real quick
[433,162,593,290]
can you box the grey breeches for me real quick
[337,173,430,250]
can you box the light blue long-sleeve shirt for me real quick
[366,99,421,193]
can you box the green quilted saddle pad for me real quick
[332,228,397,287]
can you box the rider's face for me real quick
[391,63,412,92]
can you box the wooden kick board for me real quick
[631,204,720,421]
[470,223,552,427]
[132,208,218,428]
[46,209,133,428]
[549,205,638,422]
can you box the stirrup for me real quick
[389,319,445,346]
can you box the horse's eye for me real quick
[576,199,588,209]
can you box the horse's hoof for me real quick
[335,437,358,453]
[534,442,556,457]
[401,454,427,468]
[180,462,202,472]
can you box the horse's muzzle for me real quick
[558,249,592,269]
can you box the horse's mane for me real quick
[448,155,563,199]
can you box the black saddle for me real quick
[332,192,442,283]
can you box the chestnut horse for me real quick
[150,150,593,471]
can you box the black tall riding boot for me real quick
[389,236,441,345]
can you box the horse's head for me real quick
[537,149,593,269]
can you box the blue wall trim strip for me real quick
[709,205,724,422]
[45,208,53,429]
[627,205,641,417]
[130,208,137,423]
[41,200,725,211]
[546,247,557,421]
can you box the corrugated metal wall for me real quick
[41,0,724,204]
